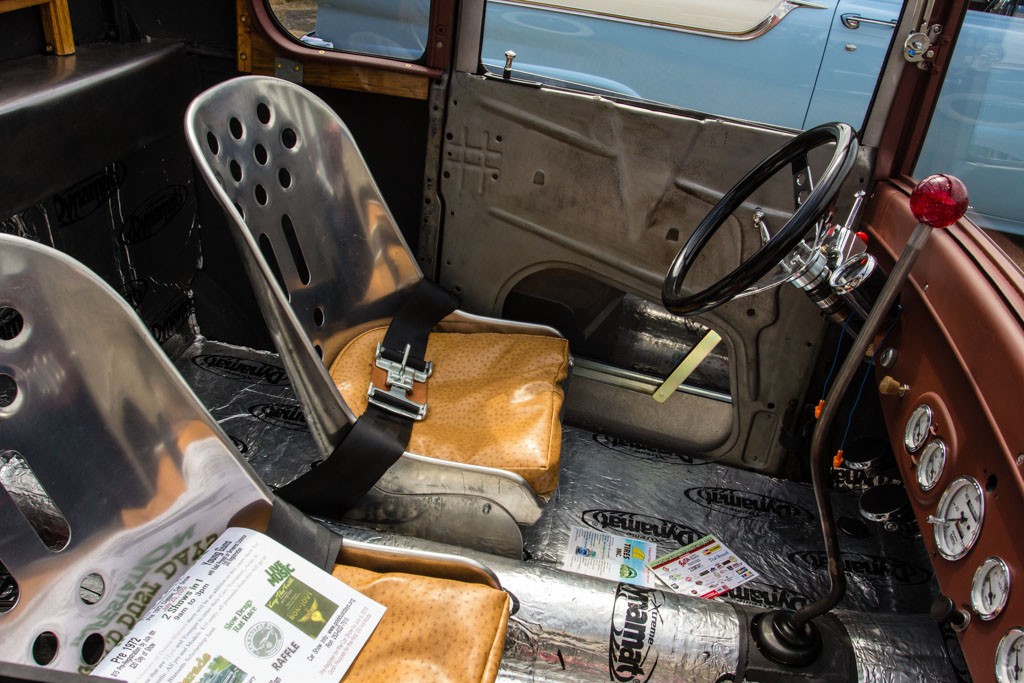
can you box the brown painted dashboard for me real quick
[867,181,1024,682]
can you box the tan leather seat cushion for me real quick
[331,328,569,496]
[332,564,510,682]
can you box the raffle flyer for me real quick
[563,525,657,587]
[92,528,385,683]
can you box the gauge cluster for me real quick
[929,475,985,561]
[867,183,1024,683]
[974,557,1011,622]
[916,439,946,491]
[904,403,932,454]
[997,628,1024,683]
[888,392,1023,683]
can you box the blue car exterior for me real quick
[312,0,1024,233]
[480,0,898,131]
[915,7,1024,234]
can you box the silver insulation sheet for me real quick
[529,429,935,615]
[331,524,742,683]
[0,451,68,549]
[844,612,971,683]
[175,338,963,682]
[326,524,961,683]
[173,338,322,488]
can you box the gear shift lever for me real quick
[752,175,969,666]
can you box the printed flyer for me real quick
[562,525,657,587]
[92,528,385,683]
[648,533,758,598]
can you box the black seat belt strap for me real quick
[278,279,458,516]
[380,278,460,370]
[265,496,344,571]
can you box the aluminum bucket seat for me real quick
[0,234,509,681]
[185,76,570,557]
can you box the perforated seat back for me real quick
[186,76,423,456]
[0,234,272,671]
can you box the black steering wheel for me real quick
[662,122,858,316]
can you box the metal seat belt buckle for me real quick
[367,342,431,420]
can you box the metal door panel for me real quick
[438,72,836,471]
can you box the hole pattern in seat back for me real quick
[0,234,271,671]
[192,78,422,365]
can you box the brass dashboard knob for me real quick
[878,375,909,397]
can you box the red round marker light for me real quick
[910,174,969,228]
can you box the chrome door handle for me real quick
[841,13,897,29]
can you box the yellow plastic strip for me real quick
[652,330,723,403]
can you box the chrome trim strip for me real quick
[572,357,733,404]
[490,0,827,42]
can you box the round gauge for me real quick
[996,627,1024,683]
[929,476,984,560]
[904,404,933,453]
[973,557,1011,621]
[916,439,947,491]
